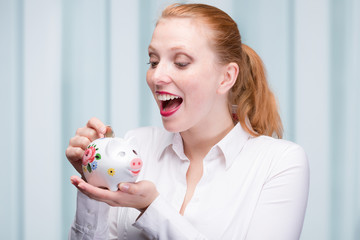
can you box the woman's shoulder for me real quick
[250,135,304,151]
[247,135,307,164]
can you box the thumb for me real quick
[119,183,135,194]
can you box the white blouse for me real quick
[69,123,309,240]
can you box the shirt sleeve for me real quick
[245,145,310,240]
[133,194,208,239]
[68,190,112,240]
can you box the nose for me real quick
[149,61,172,85]
[130,158,143,169]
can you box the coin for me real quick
[105,125,115,138]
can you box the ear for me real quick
[126,136,138,149]
[217,62,239,95]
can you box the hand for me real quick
[70,176,159,212]
[65,117,107,175]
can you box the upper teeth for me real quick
[157,94,180,101]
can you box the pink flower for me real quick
[82,146,96,166]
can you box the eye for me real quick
[132,150,138,155]
[174,54,191,69]
[175,62,189,68]
[118,151,125,157]
[147,61,159,68]
[147,53,159,69]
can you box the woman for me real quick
[66,3,309,239]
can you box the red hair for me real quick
[160,3,283,138]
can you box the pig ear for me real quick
[126,136,138,149]
[105,138,126,158]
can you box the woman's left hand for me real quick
[70,175,159,212]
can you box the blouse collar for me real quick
[159,123,251,170]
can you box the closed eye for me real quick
[175,62,189,68]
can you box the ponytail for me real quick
[231,44,283,138]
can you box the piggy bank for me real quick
[82,137,143,191]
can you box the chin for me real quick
[162,119,186,133]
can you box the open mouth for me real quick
[156,92,183,117]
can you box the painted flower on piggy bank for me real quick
[82,137,143,191]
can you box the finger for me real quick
[120,181,155,196]
[70,175,84,186]
[77,180,117,203]
[71,175,115,203]
[86,117,107,137]
[119,183,136,194]
[66,146,85,161]
[75,127,101,142]
[69,136,91,150]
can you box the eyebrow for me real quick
[148,45,187,52]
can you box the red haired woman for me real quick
[67,3,309,239]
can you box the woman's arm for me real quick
[70,175,208,239]
[245,145,310,240]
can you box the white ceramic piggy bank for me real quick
[82,137,143,191]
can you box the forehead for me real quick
[149,17,213,52]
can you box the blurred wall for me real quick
[1,0,359,239]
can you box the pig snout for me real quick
[130,158,142,175]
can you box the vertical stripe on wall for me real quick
[330,1,345,238]
[61,1,74,238]
[330,0,360,239]
[294,0,331,239]
[0,0,24,239]
[138,0,151,127]
[23,0,62,238]
[109,0,141,136]
[138,0,158,127]
[287,0,295,141]
[15,0,24,238]
[105,0,111,124]
[354,0,360,235]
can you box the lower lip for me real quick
[160,103,182,117]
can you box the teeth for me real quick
[157,94,180,101]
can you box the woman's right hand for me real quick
[65,117,107,175]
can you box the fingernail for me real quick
[100,127,107,134]
[70,176,77,184]
[120,184,130,192]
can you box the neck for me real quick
[180,115,235,162]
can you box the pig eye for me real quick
[118,151,126,157]
[132,150,138,155]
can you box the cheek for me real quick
[184,73,218,98]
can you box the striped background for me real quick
[1,0,359,239]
